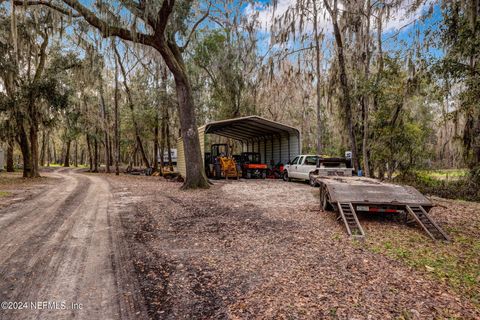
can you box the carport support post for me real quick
[297,134,301,155]
[271,137,274,164]
[264,138,267,164]
[278,135,282,163]
[287,133,291,161]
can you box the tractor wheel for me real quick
[283,171,290,182]
[214,164,222,179]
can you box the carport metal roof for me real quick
[201,116,299,141]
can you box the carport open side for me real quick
[176,116,301,178]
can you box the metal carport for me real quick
[177,116,301,178]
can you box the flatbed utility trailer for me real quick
[313,176,450,241]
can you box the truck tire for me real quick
[283,171,290,182]
[309,173,317,187]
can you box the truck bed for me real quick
[315,176,432,208]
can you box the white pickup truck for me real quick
[284,156,354,185]
[283,155,318,182]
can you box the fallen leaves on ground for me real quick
[106,174,480,319]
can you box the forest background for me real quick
[0,0,479,197]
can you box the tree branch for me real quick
[153,0,175,43]
[13,0,81,17]
[63,0,155,44]
[15,0,155,45]
[179,2,211,52]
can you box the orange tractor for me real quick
[205,144,239,179]
[236,152,268,179]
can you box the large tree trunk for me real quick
[108,135,113,166]
[52,139,57,164]
[6,137,14,172]
[324,0,360,172]
[80,148,84,167]
[17,122,32,178]
[93,134,98,172]
[86,134,93,172]
[99,79,111,173]
[40,130,46,167]
[25,33,48,178]
[156,41,209,189]
[313,1,323,155]
[74,139,78,167]
[46,131,50,167]
[64,139,71,167]
[361,0,372,177]
[29,120,40,177]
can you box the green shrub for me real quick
[397,169,480,201]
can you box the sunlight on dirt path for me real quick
[0,169,146,320]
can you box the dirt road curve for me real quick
[0,169,146,320]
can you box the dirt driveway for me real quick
[0,169,146,320]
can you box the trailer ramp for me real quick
[406,205,450,241]
[338,202,365,238]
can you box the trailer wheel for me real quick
[320,186,333,211]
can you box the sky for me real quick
[243,0,444,59]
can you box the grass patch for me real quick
[367,229,480,308]
[0,172,26,185]
[396,169,480,202]
[44,163,89,168]
[0,190,11,197]
[416,169,468,181]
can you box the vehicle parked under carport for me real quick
[282,154,318,182]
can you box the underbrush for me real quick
[396,168,480,202]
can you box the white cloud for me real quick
[244,0,432,37]
[382,0,434,32]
